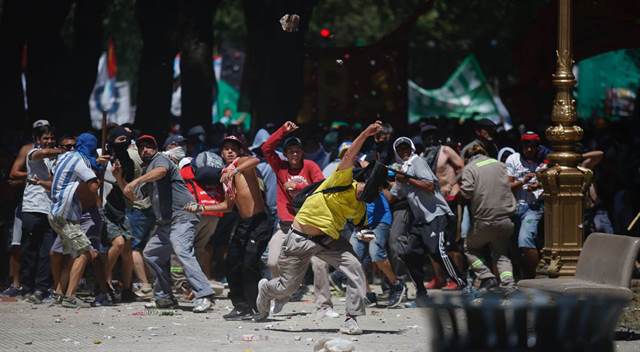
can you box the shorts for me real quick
[49,209,103,257]
[515,203,543,249]
[125,207,155,251]
[105,217,134,243]
[350,222,390,262]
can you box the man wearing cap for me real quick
[461,119,499,160]
[389,137,466,305]
[505,131,547,279]
[261,121,339,318]
[117,134,214,312]
[186,135,271,320]
[19,123,64,303]
[460,145,517,290]
[256,121,387,335]
[420,124,466,290]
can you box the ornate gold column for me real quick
[538,0,592,277]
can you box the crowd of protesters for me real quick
[0,114,638,335]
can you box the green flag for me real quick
[214,79,251,132]
[408,55,511,129]
[576,49,640,119]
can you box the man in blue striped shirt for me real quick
[48,133,102,308]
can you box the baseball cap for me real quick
[475,118,497,130]
[163,134,186,149]
[283,136,302,149]
[137,134,157,147]
[420,124,438,134]
[521,131,541,142]
[222,135,245,149]
[32,120,50,128]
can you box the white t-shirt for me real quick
[504,152,544,202]
[22,148,54,214]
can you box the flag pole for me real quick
[99,110,108,202]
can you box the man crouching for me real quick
[254,121,386,335]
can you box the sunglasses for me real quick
[60,144,75,150]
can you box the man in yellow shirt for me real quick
[255,121,385,335]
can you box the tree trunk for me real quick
[25,0,72,128]
[240,0,316,129]
[178,0,220,133]
[62,0,106,134]
[134,0,178,136]
[0,0,29,132]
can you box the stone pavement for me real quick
[1,287,639,351]
[0,288,431,352]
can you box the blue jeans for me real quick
[143,212,214,299]
[515,203,543,249]
[350,222,390,263]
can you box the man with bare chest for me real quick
[186,135,272,320]
[420,125,465,289]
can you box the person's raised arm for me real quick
[262,121,297,169]
[338,121,382,171]
[30,147,65,161]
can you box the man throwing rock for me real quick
[255,121,386,335]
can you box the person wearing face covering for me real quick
[256,121,387,336]
[103,126,155,300]
[388,137,466,307]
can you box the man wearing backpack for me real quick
[256,121,387,335]
[261,121,339,318]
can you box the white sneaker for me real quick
[209,280,225,296]
[339,316,363,335]
[317,306,340,319]
[192,297,213,313]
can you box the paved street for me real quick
[0,287,430,352]
[1,286,639,351]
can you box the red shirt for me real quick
[261,126,325,222]
[180,164,224,218]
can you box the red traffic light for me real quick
[320,28,331,38]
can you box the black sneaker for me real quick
[387,280,406,309]
[145,297,179,309]
[120,289,138,303]
[62,296,91,309]
[365,292,378,307]
[479,277,499,291]
[290,285,308,302]
[26,290,47,304]
[223,308,255,321]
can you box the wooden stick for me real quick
[99,110,108,201]
[628,210,640,232]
